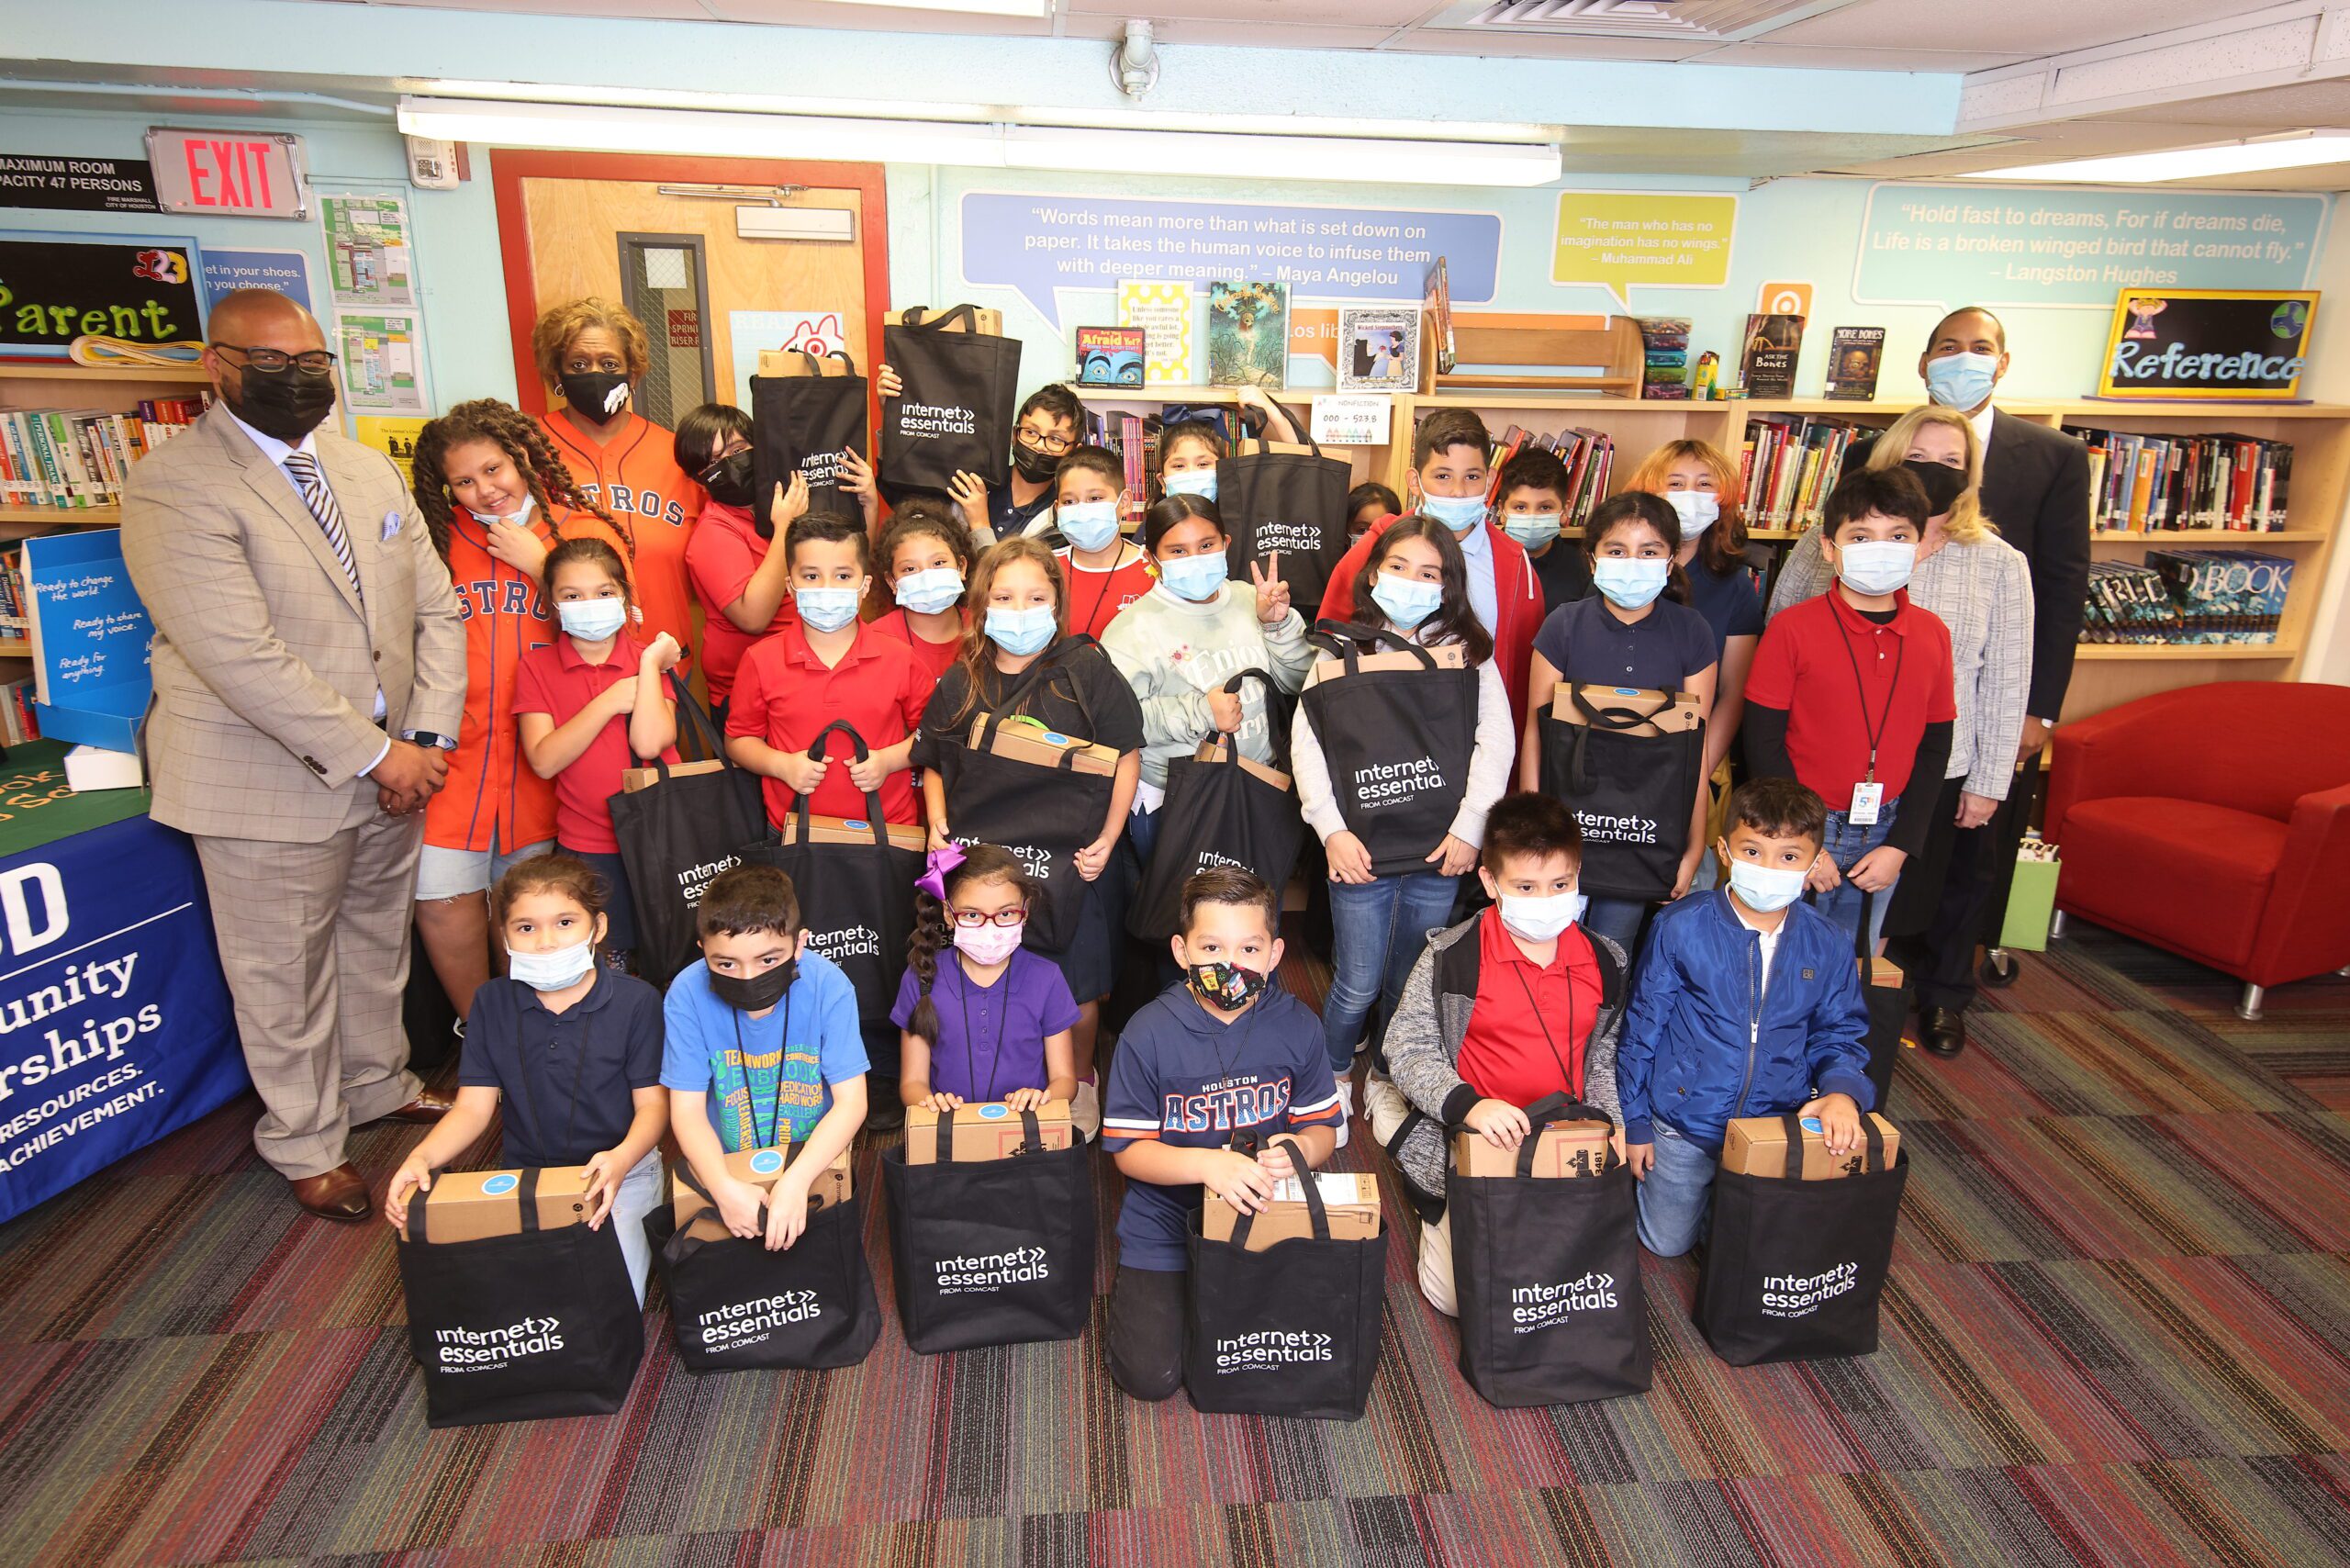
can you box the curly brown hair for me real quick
[410,398,629,565]
[530,297,651,390]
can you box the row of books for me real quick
[1483,425,1616,526]
[0,396,210,510]
[1740,413,1865,530]
[2063,426,2293,533]
[0,551,24,637]
[0,676,37,746]
[2081,550,2294,645]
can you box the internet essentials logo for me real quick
[1354,756,1443,811]
[435,1315,565,1372]
[699,1291,823,1349]
[806,924,883,963]
[1510,1271,1619,1332]
[1762,1261,1859,1319]
[1574,810,1659,846]
[934,1246,1050,1295]
[1214,1329,1333,1372]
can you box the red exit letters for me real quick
[183,139,274,210]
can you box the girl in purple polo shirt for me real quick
[893,845,1080,1113]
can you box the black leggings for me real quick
[1106,1264,1186,1402]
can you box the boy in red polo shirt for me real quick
[1744,466,1955,951]
[514,537,684,971]
[1365,793,1629,1316]
[1050,445,1157,638]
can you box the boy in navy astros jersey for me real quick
[1102,868,1343,1401]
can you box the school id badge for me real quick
[1848,780,1885,826]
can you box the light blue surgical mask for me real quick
[1498,889,1584,943]
[1664,489,1719,537]
[794,586,860,634]
[893,566,964,617]
[984,604,1057,657]
[1592,557,1671,610]
[557,598,628,642]
[1925,351,1998,411]
[1159,553,1229,603]
[1421,493,1488,533]
[1370,573,1443,632]
[1161,468,1218,502]
[1835,539,1917,597]
[1056,500,1120,554]
[1727,858,1807,913]
[1502,512,1560,550]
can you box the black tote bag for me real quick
[751,350,870,519]
[645,1165,882,1373]
[1299,623,1479,878]
[397,1169,644,1428]
[1182,1137,1386,1420]
[1128,669,1305,942]
[880,305,1023,497]
[934,644,1114,954]
[1695,1113,1908,1366]
[1537,686,1707,902]
[1446,1093,1651,1408]
[881,1103,1097,1354]
[736,720,922,1023]
[1216,436,1351,609]
[608,674,769,987]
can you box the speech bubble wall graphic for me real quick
[1551,191,1739,315]
[961,192,1501,328]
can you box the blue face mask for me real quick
[1835,539,1917,597]
[1727,857,1807,913]
[893,566,964,617]
[1370,572,1444,632]
[1056,500,1120,554]
[1502,512,1560,549]
[794,586,860,634]
[1420,493,1488,533]
[557,598,628,642]
[1161,468,1218,503]
[1158,553,1229,603]
[984,604,1058,657]
[1664,489,1719,536]
[1925,351,1998,410]
[1591,557,1670,610]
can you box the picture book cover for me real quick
[1074,326,1146,387]
[1208,281,1288,388]
[1741,313,1805,398]
[1117,280,1193,385]
[1337,307,1418,392]
[1824,327,1886,401]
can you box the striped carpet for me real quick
[3,925,2348,1567]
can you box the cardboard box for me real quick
[1202,1171,1382,1251]
[1452,1119,1615,1180]
[673,1145,853,1232]
[966,714,1120,776]
[1552,684,1705,736]
[1311,641,1468,683]
[1719,1114,1900,1180]
[757,348,859,378]
[403,1166,597,1243]
[621,757,727,793]
[1194,735,1291,792]
[888,305,1003,334]
[780,812,927,850]
[1867,956,1906,990]
[904,1099,1075,1164]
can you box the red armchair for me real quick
[2044,681,2350,1018]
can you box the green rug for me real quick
[0,738,151,858]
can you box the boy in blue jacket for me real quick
[1617,777,1875,1257]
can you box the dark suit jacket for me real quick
[1852,410,2089,717]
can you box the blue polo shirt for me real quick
[459,970,665,1167]
[1532,593,1718,690]
[660,950,869,1151]
[1684,558,1766,656]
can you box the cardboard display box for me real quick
[1311,640,1468,682]
[1203,1170,1383,1250]
[1554,684,1705,735]
[780,812,927,850]
[756,348,859,378]
[1868,956,1906,990]
[888,305,1003,334]
[1720,1114,1900,1180]
[673,1145,853,1231]
[403,1166,597,1243]
[905,1099,1075,1164]
[621,757,726,793]
[1194,735,1291,791]
[966,714,1120,776]
[1452,1119,1615,1180]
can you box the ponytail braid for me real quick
[905,890,953,1047]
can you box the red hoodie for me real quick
[1317,516,1542,735]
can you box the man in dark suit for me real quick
[1887,306,2090,1056]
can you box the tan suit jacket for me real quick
[122,407,464,843]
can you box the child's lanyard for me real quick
[731,991,794,1149]
[1070,550,1121,636]
[1834,612,1903,787]
[958,958,1014,1103]
[1508,959,1581,1098]
[505,985,592,1162]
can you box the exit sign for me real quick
[144,129,310,219]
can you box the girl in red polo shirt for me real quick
[868,498,974,683]
[515,538,682,971]
[677,402,804,714]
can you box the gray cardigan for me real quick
[1378,913,1628,1210]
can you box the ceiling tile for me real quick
[1685,41,2035,71]
[2092,79,2350,129]
[364,0,715,17]
[1381,31,1720,60]
[1063,0,1431,25]
[1761,0,2277,55]
[698,0,1049,29]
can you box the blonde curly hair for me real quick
[1864,404,1995,543]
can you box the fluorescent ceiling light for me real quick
[396,96,1561,187]
[795,0,1047,14]
[1961,132,2350,184]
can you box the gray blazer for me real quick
[122,407,464,844]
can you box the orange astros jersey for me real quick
[537,409,703,658]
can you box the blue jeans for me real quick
[1581,895,1651,967]
[1127,803,1160,865]
[1635,1121,1717,1257]
[1810,801,1901,953]
[1322,869,1459,1074]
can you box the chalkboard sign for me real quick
[2097,288,2318,401]
[0,230,205,361]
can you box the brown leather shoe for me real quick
[290,1163,372,1222]
[370,1092,455,1126]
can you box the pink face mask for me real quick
[953,921,1024,967]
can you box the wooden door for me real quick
[491,151,889,420]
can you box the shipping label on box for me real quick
[404,1166,597,1243]
[1553,684,1705,735]
[1201,1170,1382,1250]
[1719,1114,1900,1180]
[674,1144,851,1232]
[905,1099,1075,1164]
[1451,1119,1615,1179]
[966,715,1120,776]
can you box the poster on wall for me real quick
[356,415,430,482]
[198,248,313,315]
[728,308,848,409]
[2096,288,2318,401]
[1208,281,1288,388]
[0,231,205,362]
[0,155,158,214]
[1117,280,1193,385]
[319,193,416,310]
[333,311,428,415]
[1336,307,1418,393]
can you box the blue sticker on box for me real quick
[978,1103,1010,1120]
[749,1148,785,1175]
[483,1172,520,1195]
[1799,1116,1823,1135]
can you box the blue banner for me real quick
[0,815,246,1223]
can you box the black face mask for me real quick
[559,369,632,422]
[1901,458,1969,518]
[1011,441,1059,484]
[225,363,338,445]
[702,449,755,509]
[709,957,795,1013]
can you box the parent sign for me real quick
[2096,289,2319,401]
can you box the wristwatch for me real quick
[402,730,457,751]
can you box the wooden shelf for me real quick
[0,506,119,524]
[0,638,28,658]
[1072,385,1312,403]
[0,363,207,385]
[2074,643,2299,661]
[2089,529,2327,545]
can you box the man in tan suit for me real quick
[123,289,467,1219]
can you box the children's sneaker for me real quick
[1071,1079,1102,1140]
[1334,1076,1357,1149]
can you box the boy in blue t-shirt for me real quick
[662,864,868,1253]
[1102,868,1343,1402]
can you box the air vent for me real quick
[1458,0,1863,39]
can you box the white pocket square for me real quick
[381,510,402,542]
